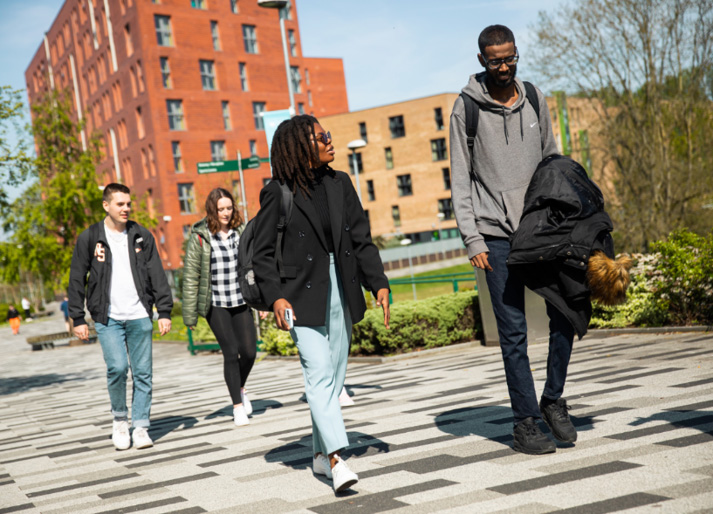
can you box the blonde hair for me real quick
[587,251,633,306]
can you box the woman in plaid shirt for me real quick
[183,188,257,427]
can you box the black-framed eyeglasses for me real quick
[312,131,331,145]
[484,53,519,70]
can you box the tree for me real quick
[531,0,713,252]
[0,89,104,291]
[0,86,33,210]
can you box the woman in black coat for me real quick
[253,115,390,493]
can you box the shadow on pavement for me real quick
[0,373,89,396]
[205,399,284,421]
[148,415,199,441]
[629,409,713,435]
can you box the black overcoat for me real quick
[507,155,614,338]
[252,170,389,327]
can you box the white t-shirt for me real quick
[104,224,148,320]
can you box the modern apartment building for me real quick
[323,92,601,245]
[25,0,348,270]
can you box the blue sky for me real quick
[0,0,565,112]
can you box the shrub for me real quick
[260,290,481,357]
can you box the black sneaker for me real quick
[540,398,577,443]
[512,417,556,455]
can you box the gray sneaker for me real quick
[513,417,556,455]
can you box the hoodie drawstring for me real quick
[502,107,509,145]
[519,108,524,141]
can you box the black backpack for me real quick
[237,182,293,311]
[460,81,540,181]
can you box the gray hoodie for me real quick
[449,72,558,258]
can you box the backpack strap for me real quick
[275,183,294,279]
[523,81,540,120]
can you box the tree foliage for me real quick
[531,0,713,252]
[0,89,104,290]
[0,86,33,210]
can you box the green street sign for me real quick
[197,156,267,174]
[197,160,239,174]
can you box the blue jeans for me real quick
[95,317,154,428]
[483,237,575,425]
[291,254,352,456]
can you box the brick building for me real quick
[322,92,602,245]
[25,0,348,270]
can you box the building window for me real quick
[442,167,451,190]
[431,138,447,161]
[243,25,257,54]
[230,0,238,13]
[385,147,393,169]
[392,205,401,227]
[154,15,173,47]
[166,99,185,130]
[239,62,248,91]
[397,174,412,196]
[348,153,363,175]
[199,60,216,90]
[434,107,444,130]
[297,102,305,115]
[367,180,375,201]
[135,106,145,139]
[182,225,191,239]
[124,23,133,56]
[172,141,183,172]
[178,183,196,214]
[222,101,231,130]
[308,90,313,106]
[288,29,297,57]
[252,102,265,130]
[160,57,171,88]
[290,66,302,93]
[389,115,405,138]
[438,198,454,220]
[191,0,206,8]
[359,121,367,142]
[211,140,226,161]
[305,68,310,85]
[211,21,221,51]
[249,139,258,156]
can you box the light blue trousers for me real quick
[291,254,352,456]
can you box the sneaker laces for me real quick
[552,400,571,421]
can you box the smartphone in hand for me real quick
[284,308,294,329]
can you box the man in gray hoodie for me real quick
[450,24,577,455]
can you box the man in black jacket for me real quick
[68,183,172,451]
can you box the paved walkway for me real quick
[1,315,712,513]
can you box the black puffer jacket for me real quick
[507,155,614,338]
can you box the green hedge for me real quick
[261,290,481,357]
[591,229,713,328]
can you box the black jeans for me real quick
[206,305,257,405]
[483,237,575,424]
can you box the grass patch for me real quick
[389,262,475,303]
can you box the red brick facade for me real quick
[25,0,348,270]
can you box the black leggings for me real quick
[206,305,257,405]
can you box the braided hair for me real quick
[270,114,331,197]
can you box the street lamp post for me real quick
[401,238,417,301]
[258,0,295,115]
[347,139,367,203]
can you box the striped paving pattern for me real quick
[1,327,712,513]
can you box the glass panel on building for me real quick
[431,138,447,161]
[367,180,375,201]
[178,183,196,214]
[397,174,413,196]
[160,57,171,88]
[239,62,248,91]
[252,102,265,130]
[385,147,393,169]
[210,140,226,161]
[359,121,367,142]
[166,99,185,130]
[243,25,257,54]
[154,15,173,47]
[434,107,444,130]
[389,115,405,138]
[199,60,216,90]
[222,101,231,130]
[172,141,183,172]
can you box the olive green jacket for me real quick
[182,218,244,327]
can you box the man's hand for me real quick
[74,324,89,341]
[375,288,390,329]
[470,252,493,272]
[273,298,295,331]
[158,318,172,336]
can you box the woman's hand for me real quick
[376,288,390,329]
[273,298,296,331]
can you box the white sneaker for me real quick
[132,427,153,449]
[241,389,253,416]
[112,420,131,450]
[234,405,250,426]
[313,454,333,479]
[331,455,358,493]
[339,387,355,407]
